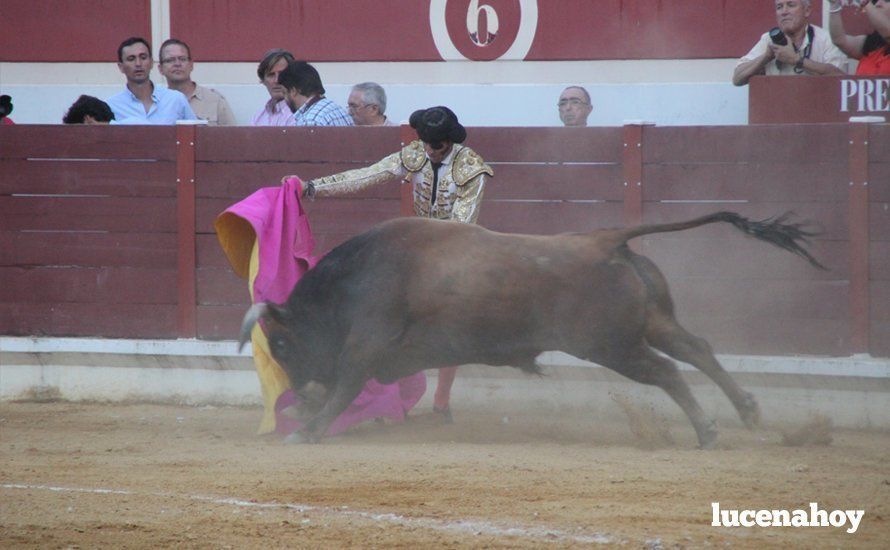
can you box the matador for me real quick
[299,106,494,421]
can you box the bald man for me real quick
[557,86,592,127]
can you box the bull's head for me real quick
[238,302,335,410]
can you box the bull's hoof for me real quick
[740,393,761,429]
[433,406,454,424]
[697,421,719,450]
[283,431,312,444]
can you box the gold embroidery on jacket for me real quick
[309,142,493,225]
[400,140,427,172]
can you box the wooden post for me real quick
[399,124,417,217]
[622,124,645,253]
[848,122,870,353]
[175,124,197,338]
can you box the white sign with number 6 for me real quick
[430,0,538,61]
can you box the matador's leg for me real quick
[433,366,458,422]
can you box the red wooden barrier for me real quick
[1,124,887,359]
[867,125,890,357]
[0,126,179,338]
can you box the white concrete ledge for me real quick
[1,336,250,357]
[3,337,888,377]
[2,337,888,429]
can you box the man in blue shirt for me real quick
[278,61,353,127]
[106,37,197,125]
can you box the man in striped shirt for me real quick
[278,61,353,126]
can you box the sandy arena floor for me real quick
[1,401,888,548]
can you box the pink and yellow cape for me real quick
[215,176,425,435]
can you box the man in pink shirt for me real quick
[251,49,296,126]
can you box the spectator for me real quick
[106,37,197,124]
[278,61,353,126]
[295,106,493,421]
[348,82,395,126]
[158,39,236,125]
[63,95,115,124]
[828,0,890,75]
[251,48,295,126]
[0,95,13,125]
[733,0,847,86]
[557,86,592,127]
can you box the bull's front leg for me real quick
[295,374,366,443]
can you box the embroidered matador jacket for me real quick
[311,140,493,224]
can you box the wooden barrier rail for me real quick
[0,124,887,358]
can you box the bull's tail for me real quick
[614,211,826,270]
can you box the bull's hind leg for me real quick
[600,346,718,449]
[645,313,760,429]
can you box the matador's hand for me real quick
[301,181,316,199]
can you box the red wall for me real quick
[171,0,779,62]
[9,0,878,63]
[0,0,151,62]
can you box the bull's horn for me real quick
[238,303,268,352]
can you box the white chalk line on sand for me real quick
[2,483,617,545]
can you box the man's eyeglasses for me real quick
[160,56,190,65]
[347,103,370,111]
[557,98,589,108]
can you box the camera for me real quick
[769,27,788,46]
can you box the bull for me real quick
[239,211,824,448]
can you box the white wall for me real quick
[0,59,748,127]
[1,82,749,127]
[2,338,889,429]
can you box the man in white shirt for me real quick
[347,82,396,126]
[733,0,848,86]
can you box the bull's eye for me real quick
[271,336,288,358]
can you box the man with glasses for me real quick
[557,86,593,127]
[733,0,847,86]
[158,39,236,125]
[828,0,890,75]
[294,106,494,422]
[347,82,396,126]
[106,37,197,124]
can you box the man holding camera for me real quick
[733,0,847,86]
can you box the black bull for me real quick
[239,211,824,447]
